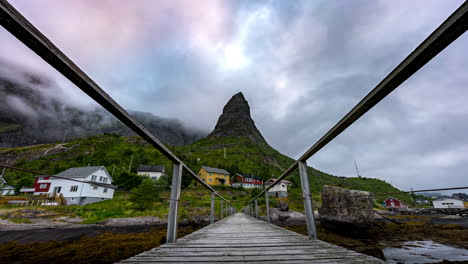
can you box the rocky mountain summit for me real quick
[208,92,267,145]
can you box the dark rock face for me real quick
[319,185,374,230]
[208,92,267,145]
[275,201,289,212]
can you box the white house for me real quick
[265,179,292,198]
[33,166,115,205]
[1,185,15,195]
[432,197,465,209]
[137,165,165,180]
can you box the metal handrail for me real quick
[0,0,236,243]
[0,0,233,207]
[247,0,468,206]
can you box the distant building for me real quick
[432,197,464,209]
[19,187,35,194]
[383,197,406,208]
[198,166,230,186]
[231,173,263,189]
[414,198,429,205]
[137,165,165,180]
[1,185,15,195]
[265,179,292,198]
[452,193,468,202]
[33,166,115,205]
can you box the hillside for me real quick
[0,92,412,205]
[0,59,205,147]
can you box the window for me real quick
[209,178,212,182]
[103,178,108,183]
[70,186,78,192]
[99,176,103,182]
[39,184,47,189]
[39,177,44,180]
[91,175,97,181]
[209,173,212,175]
[93,186,98,190]
[103,188,108,193]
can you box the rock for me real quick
[207,92,267,145]
[319,185,374,230]
[99,216,166,226]
[275,201,289,211]
[268,208,306,225]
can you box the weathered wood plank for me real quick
[117,213,383,263]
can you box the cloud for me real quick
[1,0,467,193]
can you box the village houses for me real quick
[265,179,292,197]
[383,197,406,209]
[137,165,165,180]
[432,197,465,208]
[198,166,230,186]
[231,173,263,189]
[33,166,115,205]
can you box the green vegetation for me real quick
[0,133,413,209]
[0,122,21,133]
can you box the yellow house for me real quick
[198,166,230,186]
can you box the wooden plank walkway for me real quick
[118,213,383,263]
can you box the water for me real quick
[383,240,468,263]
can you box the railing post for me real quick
[210,192,215,224]
[255,199,259,219]
[298,160,317,239]
[220,200,224,219]
[265,191,270,223]
[166,162,183,243]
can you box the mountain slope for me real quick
[0,59,205,147]
[0,91,412,204]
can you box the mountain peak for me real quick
[208,92,267,144]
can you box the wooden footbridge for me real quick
[118,213,382,263]
[1,0,467,263]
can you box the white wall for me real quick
[138,171,163,180]
[1,188,14,195]
[268,183,288,192]
[433,198,464,208]
[36,168,114,200]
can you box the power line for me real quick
[350,186,468,198]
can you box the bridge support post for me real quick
[265,191,270,223]
[220,200,223,219]
[298,161,317,239]
[167,163,183,243]
[255,199,259,219]
[210,193,215,224]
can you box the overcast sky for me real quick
[1,0,467,194]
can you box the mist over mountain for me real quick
[0,59,206,147]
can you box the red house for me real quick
[231,173,263,189]
[383,197,406,208]
[33,176,52,194]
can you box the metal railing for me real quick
[244,1,468,240]
[0,0,236,243]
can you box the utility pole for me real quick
[224,147,226,159]
[128,154,133,173]
[354,160,361,178]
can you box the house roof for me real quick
[56,166,110,180]
[266,178,292,185]
[236,173,262,181]
[434,197,462,202]
[137,165,165,173]
[201,166,230,175]
[1,185,14,189]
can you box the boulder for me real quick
[275,201,289,211]
[319,185,374,229]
